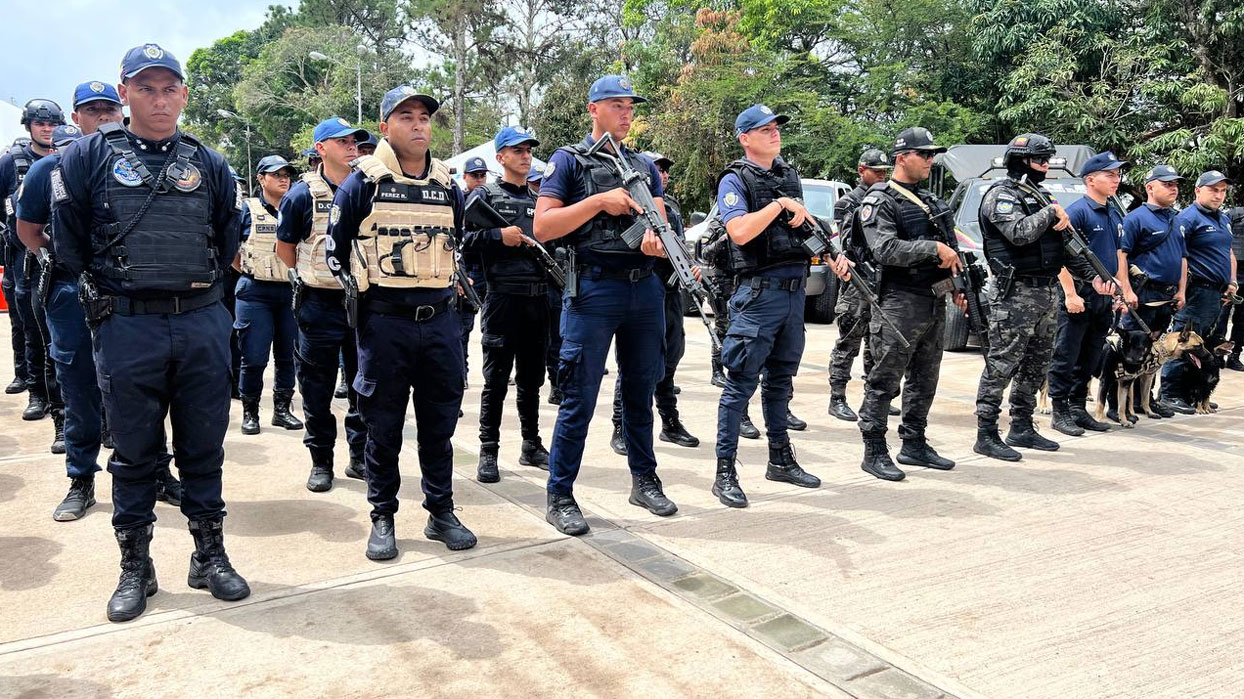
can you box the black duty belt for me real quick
[581,266,653,282]
[366,296,454,322]
[109,285,223,316]
[738,275,805,291]
[305,287,345,302]
[1149,282,1177,296]
[1188,276,1227,292]
[488,280,549,296]
[1015,275,1058,288]
[880,279,935,297]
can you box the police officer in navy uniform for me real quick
[276,117,370,492]
[328,86,477,559]
[2,99,63,415]
[1161,171,1237,411]
[52,44,249,622]
[465,126,552,482]
[535,75,677,535]
[357,132,379,157]
[710,104,821,508]
[1115,165,1186,419]
[1047,152,1127,435]
[458,155,490,385]
[608,151,699,455]
[233,155,304,435]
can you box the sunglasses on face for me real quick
[1030,156,1051,165]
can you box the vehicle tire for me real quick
[943,302,970,351]
[806,276,838,324]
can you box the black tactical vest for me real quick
[563,142,646,256]
[981,178,1064,276]
[479,181,543,283]
[92,123,219,293]
[720,158,806,274]
[4,145,34,230]
[1229,206,1244,261]
[865,182,948,289]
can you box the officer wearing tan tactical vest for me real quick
[233,155,304,436]
[277,117,370,493]
[327,86,476,560]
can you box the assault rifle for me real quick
[464,196,565,290]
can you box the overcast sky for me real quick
[0,0,273,110]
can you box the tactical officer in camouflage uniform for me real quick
[973,134,1088,461]
[853,128,963,481]
[829,148,891,422]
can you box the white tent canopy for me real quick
[442,140,547,183]
[0,102,27,148]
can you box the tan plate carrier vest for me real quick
[295,171,343,289]
[239,197,292,283]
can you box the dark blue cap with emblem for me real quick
[73,81,122,110]
[734,104,789,137]
[1080,151,1126,177]
[588,75,646,104]
[380,85,439,121]
[1144,165,1182,183]
[494,125,539,150]
[256,155,296,175]
[1196,170,1230,187]
[51,124,84,147]
[527,170,543,183]
[313,117,370,144]
[464,157,488,174]
[891,127,946,155]
[120,43,184,82]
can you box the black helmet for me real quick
[1004,133,1055,164]
[21,99,66,127]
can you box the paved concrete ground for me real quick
[1,311,1241,698]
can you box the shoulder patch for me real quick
[50,168,68,204]
[329,204,342,226]
[723,191,739,207]
[860,203,876,223]
[995,199,1015,215]
[543,160,556,178]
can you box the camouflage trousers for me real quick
[828,283,874,394]
[858,288,946,440]
[974,279,1058,426]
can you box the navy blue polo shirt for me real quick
[1120,203,1185,285]
[538,134,662,269]
[1064,196,1122,277]
[276,170,340,245]
[715,159,805,280]
[1176,203,1233,285]
[326,157,465,307]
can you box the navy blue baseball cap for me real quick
[51,124,84,147]
[1080,151,1126,177]
[494,125,539,150]
[72,81,122,110]
[643,151,673,169]
[1196,170,1231,187]
[301,147,319,158]
[734,104,789,137]
[256,155,296,175]
[527,170,543,183]
[313,117,370,144]
[588,75,646,104]
[358,132,379,147]
[120,43,184,82]
[380,85,439,121]
[1144,165,1182,183]
[464,157,488,174]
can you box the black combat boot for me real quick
[1160,396,1195,415]
[345,455,366,480]
[22,392,48,421]
[271,389,304,430]
[1227,353,1244,372]
[765,442,821,488]
[367,514,398,560]
[609,423,627,456]
[861,437,905,481]
[306,458,333,492]
[712,457,748,508]
[4,375,26,394]
[334,375,349,399]
[888,403,901,417]
[659,416,699,447]
[710,356,727,388]
[53,476,96,522]
[1006,418,1060,451]
[629,472,678,515]
[1050,399,1085,437]
[1071,402,1110,432]
[546,493,589,535]
[519,438,550,469]
[828,392,858,422]
[548,385,564,405]
[740,413,761,439]
[50,409,66,454]
[107,524,158,623]
[240,396,261,435]
[187,518,251,601]
[974,426,1022,461]
[897,437,955,470]
[424,511,477,551]
[477,446,500,483]
[156,466,183,507]
[1150,393,1176,417]
[786,409,807,431]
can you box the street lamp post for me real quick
[309,46,367,125]
[216,109,252,194]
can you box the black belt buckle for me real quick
[415,304,436,322]
[627,268,643,283]
[172,296,183,314]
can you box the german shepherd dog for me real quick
[1096,328,1203,427]
[1184,339,1235,414]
